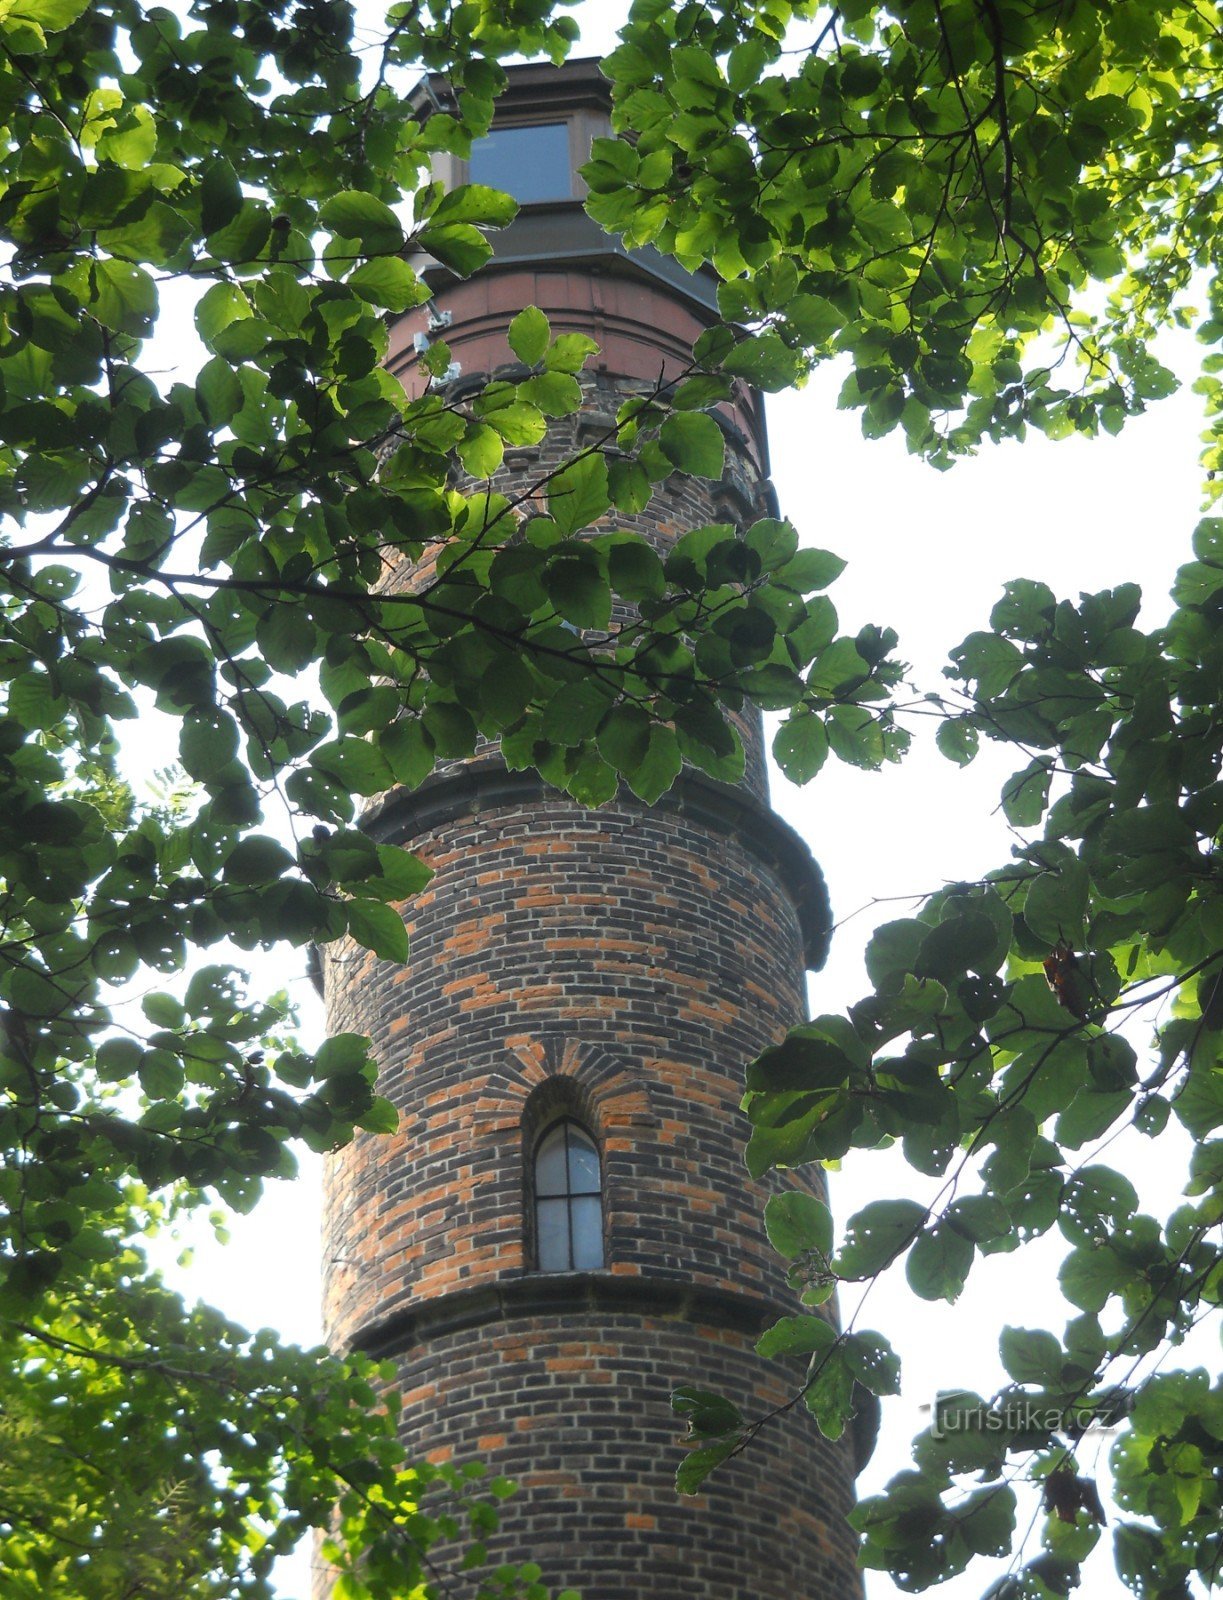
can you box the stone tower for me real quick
[321,57,864,1600]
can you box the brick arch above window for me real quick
[498,1035,659,1131]
[519,1067,603,1151]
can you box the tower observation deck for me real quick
[320,55,865,1600]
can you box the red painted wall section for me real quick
[387,265,769,477]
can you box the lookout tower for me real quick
[320,57,864,1600]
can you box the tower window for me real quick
[468,122,572,203]
[533,1119,604,1272]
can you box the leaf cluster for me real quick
[683,558,1223,1594]
[594,0,1219,465]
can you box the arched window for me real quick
[533,1119,604,1272]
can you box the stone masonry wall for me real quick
[380,1307,861,1600]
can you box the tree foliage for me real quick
[0,0,900,1592]
[594,0,1214,465]
[597,3,1223,1596]
[2,0,1223,1595]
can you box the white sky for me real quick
[157,2,1221,1595]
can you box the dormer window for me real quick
[468,122,573,203]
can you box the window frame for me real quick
[466,120,575,205]
[529,1115,605,1274]
[430,108,605,206]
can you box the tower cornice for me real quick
[363,759,832,971]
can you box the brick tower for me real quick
[321,58,864,1600]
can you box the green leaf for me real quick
[1060,1244,1129,1313]
[951,630,1023,697]
[547,455,610,536]
[1023,863,1089,944]
[196,356,243,427]
[780,548,847,592]
[138,1050,185,1099]
[180,709,239,778]
[98,201,192,266]
[378,720,434,789]
[864,919,927,994]
[431,183,518,228]
[999,1327,1064,1386]
[905,1223,974,1302]
[0,0,89,33]
[676,1438,736,1495]
[916,911,1003,982]
[721,329,799,391]
[256,604,317,674]
[142,991,185,1029]
[520,370,582,416]
[544,333,599,374]
[96,1037,141,1081]
[773,713,829,784]
[1174,1061,1223,1139]
[606,538,665,602]
[835,1200,926,1279]
[346,899,408,963]
[204,201,272,265]
[1055,1087,1132,1149]
[421,701,476,759]
[843,1331,901,1396]
[672,1388,743,1438]
[508,306,550,365]
[625,725,682,804]
[540,680,614,744]
[195,282,251,346]
[827,704,884,769]
[936,718,979,765]
[756,1314,836,1360]
[659,412,725,479]
[954,1485,1016,1558]
[319,191,405,255]
[543,545,610,631]
[480,398,546,447]
[765,1191,834,1260]
[457,422,504,477]
[311,739,395,796]
[356,1095,399,1134]
[598,705,651,773]
[746,1019,864,1094]
[416,223,492,277]
[804,1344,856,1440]
[199,157,242,234]
[375,846,432,899]
[72,259,157,337]
[348,257,426,313]
[223,836,295,885]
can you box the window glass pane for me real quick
[468,123,571,204]
[566,1126,600,1194]
[570,1196,604,1270]
[537,1197,571,1272]
[535,1124,569,1196]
